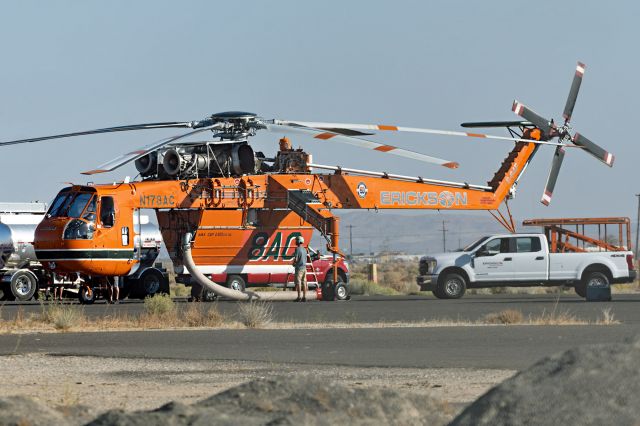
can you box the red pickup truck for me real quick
[180,248,350,301]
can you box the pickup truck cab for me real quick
[416,233,636,299]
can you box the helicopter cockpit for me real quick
[46,187,106,240]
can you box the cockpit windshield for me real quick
[47,190,72,217]
[47,190,95,219]
[67,193,93,218]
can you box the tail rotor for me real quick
[511,62,613,205]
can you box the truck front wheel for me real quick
[226,275,246,292]
[434,273,466,299]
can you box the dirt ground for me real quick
[0,353,514,416]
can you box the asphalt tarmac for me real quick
[0,325,638,370]
[1,294,639,370]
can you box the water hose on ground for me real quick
[182,233,318,301]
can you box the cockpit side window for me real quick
[100,196,116,228]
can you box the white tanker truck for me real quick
[0,202,168,302]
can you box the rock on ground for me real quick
[88,375,451,426]
[451,335,640,426]
[0,395,94,426]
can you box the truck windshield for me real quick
[463,236,490,252]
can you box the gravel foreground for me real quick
[0,354,511,425]
[3,335,640,425]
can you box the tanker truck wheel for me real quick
[10,270,37,301]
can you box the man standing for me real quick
[292,235,308,302]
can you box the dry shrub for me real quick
[182,303,207,327]
[43,304,86,331]
[171,284,191,298]
[237,301,273,328]
[484,309,524,325]
[596,307,619,325]
[143,294,175,317]
[206,305,227,327]
[529,309,580,325]
[349,279,399,296]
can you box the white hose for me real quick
[182,233,318,301]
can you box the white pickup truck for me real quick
[416,233,636,299]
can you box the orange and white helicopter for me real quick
[0,62,614,300]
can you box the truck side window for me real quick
[478,238,509,256]
[515,237,542,253]
[100,196,116,228]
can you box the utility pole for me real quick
[635,194,640,259]
[441,220,448,252]
[347,225,355,259]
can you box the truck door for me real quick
[510,236,547,281]
[473,237,513,281]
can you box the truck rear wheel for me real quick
[434,273,466,299]
[10,270,37,301]
[579,271,609,299]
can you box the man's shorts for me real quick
[294,267,307,288]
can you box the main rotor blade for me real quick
[511,101,553,136]
[265,124,459,169]
[563,62,586,124]
[461,121,533,128]
[0,122,202,148]
[272,120,566,146]
[541,146,566,206]
[81,126,217,175]
[572,133,614,167]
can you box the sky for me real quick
[0,0,638,228]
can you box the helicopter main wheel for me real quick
[78,286,96,305]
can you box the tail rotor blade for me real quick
[572,133,614,167]
[541,146,566,206]
[563,62,586,124]
[512,101,552,136]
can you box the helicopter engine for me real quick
[135,142,259,180]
